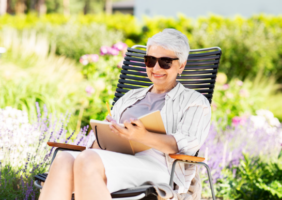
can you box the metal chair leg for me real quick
[169,160,216,200]
[198,162,216,200]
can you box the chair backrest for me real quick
[113,45,221,106]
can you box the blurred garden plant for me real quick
[216,154,282,200]
[200,110,282,198]
[0,105,90,199]
[212,72,282,127]
[2,14,282,83]
[0,28,122,131]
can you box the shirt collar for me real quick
[134,82,185,101]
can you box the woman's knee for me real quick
[74,150,105,176]
[52,151,75,172]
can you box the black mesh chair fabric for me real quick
[113,46,221,105]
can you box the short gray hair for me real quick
[146,28,190,64]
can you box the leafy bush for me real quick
[0,29,122,130]
[35,22,123,61]
[1,14,282,82]
[212,73,282,125]
[216,154,282,200]
[199,111,282,198]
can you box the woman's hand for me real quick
[105,115,116,123]
[109,118,149,142]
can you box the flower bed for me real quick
[1,105,281,199]
[0,106,89,199]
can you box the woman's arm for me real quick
[110,95,211,155]
[110,119,178,154]
[139,131,178,154]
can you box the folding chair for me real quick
[34,45,222,200]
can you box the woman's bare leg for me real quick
[39,151,74,200]
[74,149,111,200]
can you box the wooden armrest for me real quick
[169,154,205,162]
[47,142,86,151]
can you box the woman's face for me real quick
[146,45,185,89]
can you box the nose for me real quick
[152,60,162,71]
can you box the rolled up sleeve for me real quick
[172,96,211,156]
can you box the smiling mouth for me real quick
[152,73,165,78]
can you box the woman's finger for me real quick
[130,118,143,127]
[110,124,121,136]
[111,121,126,132]
[124,120,134,130]
[106,115,112,122]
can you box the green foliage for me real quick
[143,14,282,82]
[79,55,123,127]
[1,13,282,82]
[1,14,282,127]
[0,164,47,199]
[212,72,282,125]
[0,30,121,131]
[35,22,123,61]
[216,154,282,200]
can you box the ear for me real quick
[179,61,186,74]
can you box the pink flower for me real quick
[222,84,229,90]
[232,116,247,126]
[112,42,127,51]
[100,46,111,55]
[89,54,99,62]
[109,48,119,56]
[239,89,249,97]
[236,80,243,86]
[85,86,95,96]
[211,102,217,111]
[79,55,89,65]
[232,117,242,126]
[117,59,124,68]
[226,92,234,99]
[100,46,120,56]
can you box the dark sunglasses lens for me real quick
[159,57,173,69]
[145,56,156,68]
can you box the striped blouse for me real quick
[87,82,211,194]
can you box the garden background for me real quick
[0,11,282,200]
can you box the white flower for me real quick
[250,115,266,129]
[253,109,281,128]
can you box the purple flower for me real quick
[0,104,91,199]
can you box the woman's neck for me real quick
[150,81,178,94]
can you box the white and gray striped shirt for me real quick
[108,82,211,193]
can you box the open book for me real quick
[89,110,166,155]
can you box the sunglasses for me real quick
[144,55,179,69]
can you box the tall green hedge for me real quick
[1,13,282,82]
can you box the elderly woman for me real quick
[39,29,211,200]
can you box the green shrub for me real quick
[216,154,282,200]
[34,22,124,61]
[2,13,282,82]
[0,30,122,131]
[212,72,282,125]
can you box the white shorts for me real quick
[65,149,171,193]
